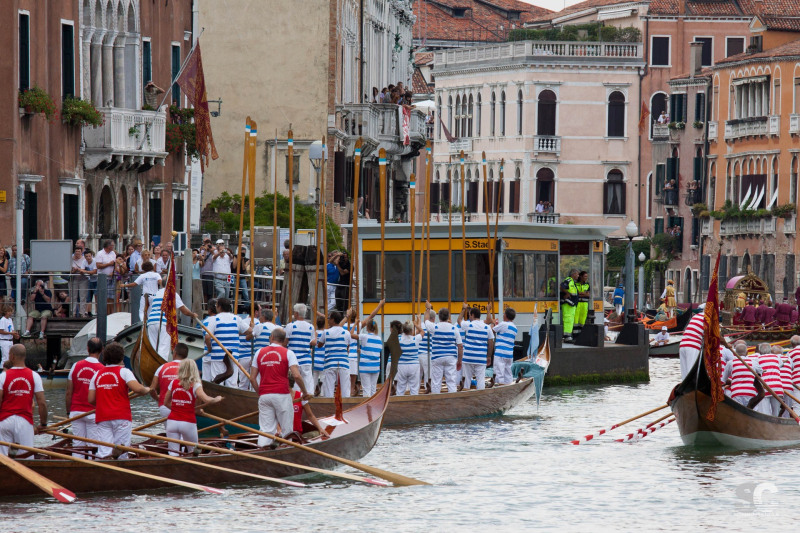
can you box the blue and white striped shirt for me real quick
[146,289,185,326]
[461,320,494,365]
[312,330,325,372]
[399,334,421,365]
[321,326,352,370]
[493,321,518,359]
[251,321,276,355]
[238,315,257,359]
[348,324,359,369]
[286,320,314,367]
[424,321,462,360]
[359,332,383,374]
[205,312,248,361]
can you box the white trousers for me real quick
[238,356,253,391]
[158,405,171,419]
[203,360,237,388]
[462,363,487,390]
[768,396,783,417]
[418,352,430,385]
[321,367,351,398]
[0,340,12,364]
[165,419,199,456]
[395,364,420,395]
[69,411,99,455]
[298,364,312,393]
[0,415,33,456]
[147,322,171,360]
[312,369,323,388]
[493,356,513,385]
[257,393,293,447]
[360,372,379,397]
[431,356,457,394]
[327,285,337,310]
[733,395,753,407]
[95,419,132,459]
[679,346,701,379]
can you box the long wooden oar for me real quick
[198,410,259,435]
[613,412,673,443]
[200,412,428,487]
[616,417,675,443]
[46,430,304,488]
[568,404,669,444]
[196,317,258,389]
[0,448,76,503]
[133,430,389,486]
[731,351,800,422]
[2,441,223,494]
[42,391,138,432]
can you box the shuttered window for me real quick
[61,24,75,99]
[19,13,30,91]
[670,93,686,122]
[537,90,556,136]
[467,181,478,213]
[694,93,706,122]
[696,37,713,67]
[173,198,185,232]
[655,164,666,195]
[142,39,152,96]
[607,91,625,137]
[651,36,670,66]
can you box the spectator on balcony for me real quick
[144,81,165,110]
[8,245,31,300]
[657,111,670,124]
[372,87,380,103]
[95,240,117,308]
[535,201,545,214]
[380,88,388,103]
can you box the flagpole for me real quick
[156,28,205,110]
[155,232,178,357]
[234,118,250,314]
[287,127,295,319]
[248,120,257,332]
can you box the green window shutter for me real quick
[656,164,665,195]
[171,45,181,105]
[655,217,664,234]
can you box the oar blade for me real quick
[201,485,225,495]
[52,487,77,503]
[363,477,391,487]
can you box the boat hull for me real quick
[671,390,800,449]
[648,340,680,358]
[0,376,389,497]
[115,323,206,382]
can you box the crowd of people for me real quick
[371,82,414,106]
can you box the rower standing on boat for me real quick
[318,310,355,398]
[722,343,764,409]
[396,321,422,396]
[204,298,252,388]
[424,302,463,394]
[0,345,47,456]
[759,344,785,416]
[492,307,519,386]
[312,316,326,394]
[250,327,311,448]
[164,358,222,456]
[285,303,315,395]
[662,280,677,318]
[65,337,104,441]
[679,304,706,379]
[150,342,188,417]
[252,307,277,356]
[458,305,494,391]
[786,336,800,412]
[418,309,435,392]
[88,342,150,459]
[147,286,197,360]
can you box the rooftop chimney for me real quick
[689,41,703,78]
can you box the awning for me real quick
[597,8,634,20]
[732,75,768,86]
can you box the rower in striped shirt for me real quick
[679,304,706,379]
[424,301,463,394]
[492,307,520,386]
[352,300,385,397]
[204,298,252,388]
[457,304,494,391]
[317,310,357,398]
[285,303,315,393]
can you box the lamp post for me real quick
[638,251,646,313]
[624,220,638,323]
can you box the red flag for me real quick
[703,251,724,420]
[439,117,457,143]
[164,253,179,353]
[176,41,218,171]
[638,100,650,135]
[334,371,344,421]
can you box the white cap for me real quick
[661,326,668,331]
[215,239,224,244]
[697,303,706,310]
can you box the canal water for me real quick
[2,358,798,532]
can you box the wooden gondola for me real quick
[133,323,541,427]
[0,375,390,498]
[115,322,207,382]
[669,355,800,449]
[648,338,681,358]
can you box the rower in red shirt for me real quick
[164,358,222,456]
[65,337,105,443]
[0,345,47,455]
[290,381,325,435]
[88,342,150,459]
[741,301,757,326]
[149,342,189,418]
[249,327,311,448]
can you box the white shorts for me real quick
[203,360,237,388]
[0,415,33,456]
[95,419,132,459]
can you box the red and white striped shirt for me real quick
[725,356,761,399]
[758,352,784,395]
[788,348,800,390]
[679,312,705,351]
[781,355,793,393]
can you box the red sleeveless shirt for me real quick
[0,367,37,424]
[93,366,132,423]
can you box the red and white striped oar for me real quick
[568,404,668,445]
[615,417,675,443]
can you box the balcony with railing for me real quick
[790,114,800,135]
[769,115,780,135]
[434,40,643,72]
[784,214,797,234]
[719,217,777,236]
[708,121,718,141]
[662,188,679,207]
[83,108,167,170]
[701,217,712,236]
[527,212,560,224]
[724,116,769,141]
[533,135,561,155]
[684,184,701,206]
[334,103,427,157]
[652,123,669,141]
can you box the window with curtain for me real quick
[537,90,556,136]
[694,92,706,122]
[604,170,625,215]
[607,91,625,137]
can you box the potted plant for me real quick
[692,120,704,129]
[18,86,57,120]
[61,97,103,127]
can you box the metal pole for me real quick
[97,273,108,344]
[15,186,24,329]
[638,262,645,313]
[625,240,635,322]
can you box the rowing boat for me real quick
[115,322,207,381]
[132,320,539,427]
[0,374,390,497]
[669,356,800,449]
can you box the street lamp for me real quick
[638,251,646,313]
[309,140,327,244]
[624,220,638,322]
